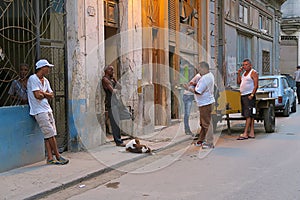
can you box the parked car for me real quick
[258,75,297,116]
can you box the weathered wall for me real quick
[224,25,238,86]
[280,42,298,74]
[118,0,143,136]
[224,0,283,85]
[256,38,273,74]
[66,0,106,151]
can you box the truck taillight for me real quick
[278,96,282,103]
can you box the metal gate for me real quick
[0,0,67,150]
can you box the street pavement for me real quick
[2,109,294,200]
[0,114,204,200]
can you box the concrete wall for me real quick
[280,43,298,75]
[66,0,106,151]
[256,38,273,74]
[118,0,143,136]
[0,106,44,173]
[224,25,238,87]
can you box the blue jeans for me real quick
[183,94,194,132]
[108,105,123,145]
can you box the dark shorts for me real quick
[241,94,256,118]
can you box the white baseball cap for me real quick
[35,59,54,69]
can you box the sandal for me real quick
[237,136,248,140]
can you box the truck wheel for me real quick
[264,104,275,133]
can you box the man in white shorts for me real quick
[27,59,69,165]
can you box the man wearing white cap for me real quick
[27,59,69,165]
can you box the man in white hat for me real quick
[27,59,69,165]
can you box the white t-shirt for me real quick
[294,70,300,82]
[195,72,215,107]
[27,74,53,115]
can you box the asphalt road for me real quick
[43,106,300,200]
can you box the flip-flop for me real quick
[237,136,248,140]
[248,136,255,139]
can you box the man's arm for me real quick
[251,71,259,97]
[189,74,200,86]
[113,77,122,90]
[102,77,119,93]
[236,67,243,84]
[33,90,45,100]
[42,91,54,99]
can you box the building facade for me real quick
[280,0,300,75]
[222,0,285,87]
[0,0,287,172]
[0,0,217,171]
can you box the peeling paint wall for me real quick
[119,0,145,135]
[66,0,106,151]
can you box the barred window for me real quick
[262,51,270,75]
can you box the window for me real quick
[180,0,197,26]
[266,18,272,34]
[259,78,278,88]
[237,34,252,66]
[104,0,119,28]
[258,14,272,35]
[262,51,270,75]
[282,78,289,89]
[259,15,263,30]
[239,3,249,24]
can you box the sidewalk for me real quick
[0,117,202,200]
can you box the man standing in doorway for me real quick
[236,58,258,140]
[27,59,69,165]
[294,66,300,104]
[102,65,126,147]
[188,61,215,149]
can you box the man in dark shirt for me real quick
[102,65,125,147]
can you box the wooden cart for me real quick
[212,88,275,133]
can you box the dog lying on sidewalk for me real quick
[125,138,152,153]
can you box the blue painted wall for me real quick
[68,99,87,152]
[0,106,44,173]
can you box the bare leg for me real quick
[241,117,251,137]
[48,137,60,159]
[248,118,255,137]
[45,139,54,161]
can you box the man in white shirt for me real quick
[188,61,215,149]
[294,66,300,104]
[27,59,69,165]
[236,58,258,140]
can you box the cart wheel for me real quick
[264,104,275,133]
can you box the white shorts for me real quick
[34,112,57,139]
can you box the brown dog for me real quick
[125,139,151,153]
